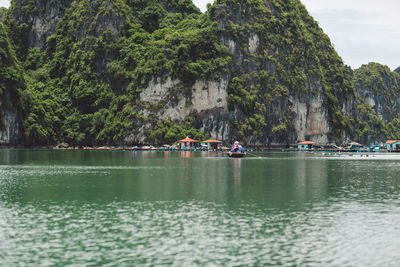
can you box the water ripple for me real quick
[1,201,400,266]
[1,151,400,266]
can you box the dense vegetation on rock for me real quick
[354,63,400,100]
[0,7,6,21]
[211,0,355,144]
[1,0,400,146]
[0,22,24,131]
[353,63,400,144]
[4,0,225,145]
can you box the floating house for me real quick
[297,141,316,150]
[344,142,364,151]
[201,139,223,150]
[386,140,400,152]
[177,137,199,150]
[369,144,381,152]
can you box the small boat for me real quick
[227,151,246,158]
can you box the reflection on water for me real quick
[1,150,400,265]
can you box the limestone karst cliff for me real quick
[134,0,357,145]
[8,0,74,53]
[354,63,400,123]
[210,0,356,145]
[0,22,23,145]
[1,0,399,146]
[353,63,400,144]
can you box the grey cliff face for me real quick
[10,0,125,51]
[135,75,232,144]
[11,0,74,50]
[213,0,355,145]
[355,72,400,123]
[0,108,21,146]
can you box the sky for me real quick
[194,0,400,70]
[0,0,8,8]
[1,0,399,70]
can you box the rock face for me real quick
[290,93,330,144]
[0,22,23,145]
[140,74,231,140]
[4,0,393,146]
[137,0,355,145]
[9,0,73,50]
[354,63,400,123]
[209,0,354,145]
[0,109,20,145]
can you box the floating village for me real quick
[73,138,400,153]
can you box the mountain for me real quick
[0,22,23,145]
[209,0,355,145]
[354,63,400,123]
[1,0,398,146]
[353,63,400,143]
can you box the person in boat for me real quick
[231,141,239,152]
[231,141,245,153]
[238,145,245,153]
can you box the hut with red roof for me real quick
[386,140,400,152]
[177,137,199,150]
[201,139,223,150]
[297,141,316,150]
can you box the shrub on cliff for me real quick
[0,22,24,131]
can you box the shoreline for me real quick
[0,143,285,151]
[0,145,393,153]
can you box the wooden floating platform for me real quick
[284,149,386,153]
[83,147,229,152]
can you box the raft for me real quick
[227,151,246,158]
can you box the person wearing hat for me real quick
[231,141,240,152]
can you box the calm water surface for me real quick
[1,150,400,266]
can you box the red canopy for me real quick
[178,137,198,143]
[386,140,400,144]
[202,139,223,143]
[298,141,316,145]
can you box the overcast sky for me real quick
[194,0,400,70]
[0,0,8,8]
[1,0,399,70]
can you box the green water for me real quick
[1,150,400,266]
